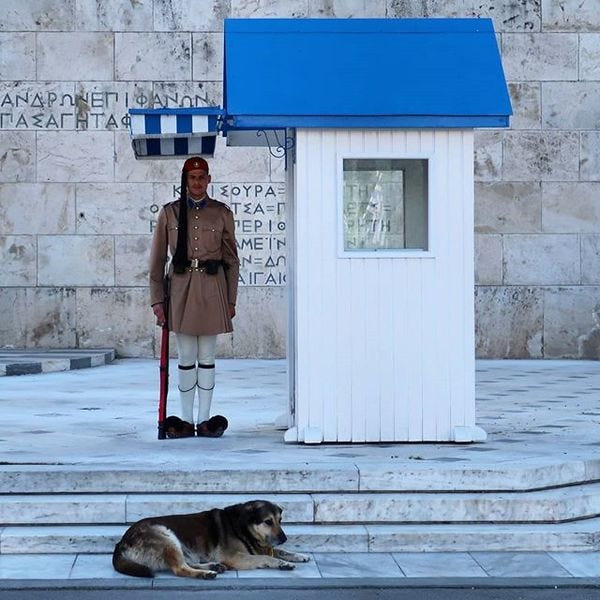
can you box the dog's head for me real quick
[238,500,287,548]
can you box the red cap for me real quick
[182,157,209,173]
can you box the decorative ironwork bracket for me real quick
[256,129,295,163]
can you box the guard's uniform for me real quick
[149,198,239,335]
[149,179,239,435]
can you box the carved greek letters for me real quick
[0,86,214,130]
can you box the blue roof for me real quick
[224,18,511,129]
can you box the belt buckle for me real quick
[190,258,200,269]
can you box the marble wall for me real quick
[0,0,599,359]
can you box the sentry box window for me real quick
[340,158,429,257]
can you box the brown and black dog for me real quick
[112,499,310,578]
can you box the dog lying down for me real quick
[112,500,310,578]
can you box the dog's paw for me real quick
[201,570,219,580]
[295,553,311,563]
[278,561,296,570]
[209,562,228,573]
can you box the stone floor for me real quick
[1,551,600,580]
[0,356,599,584]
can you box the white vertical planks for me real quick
[292,128,476,443]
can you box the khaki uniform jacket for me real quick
[149,197,240,336]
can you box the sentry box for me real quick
[130,18,512,444]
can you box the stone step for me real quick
[2,458,599,493]
[1,520,599,555]
[0,349,115,376]
[3,483,600,526]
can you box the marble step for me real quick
[2,458,600,493]
[1,520,599,555]
[3,483,600,526]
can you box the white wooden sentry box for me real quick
[129,18,512,444]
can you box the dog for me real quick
[112,499,310,578]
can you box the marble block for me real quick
[314,552,403,578]
[581,235,600,284]
[550,552,600,577]
[0,288,28,347]
[542,182,600,233]
[0,525,123,554]
[25,287,77,347]
[503,234,580,285]
[76,81,154,130]
[0,81,77,131]
[0,554,76,580]
[282,524,369,552]
[0,235,36,285]
[581,132,600,180]
[474,131,502,182]
[37,33,113,81]
[76,0,153,31]
[0,131,35,182]
[475,234,502,285]
[76,183,155,235]
[502,33,578,81]
[0,0,75,31]
[0,465,359,494]
[358,461,589,492]
[367,522,597,552]
[314,489,600,524]
[115,33,191,81]
[542,0,600,31]
[580,34,600,80]
[507,82,541,130]
[37,131,114,183]
[38,235,114,286]
[544,286,600,358]
[154,0,229,31]
[543,82,600,129]
[471,551,571,578]
[192,33,224,81]
[0,495,126,525]
[115,235,152,286]
[308,0,386,18]
[392,552,487,578]
[0,183,76,234]
[125,493,314,524]
[0,33,35,79]
[153,81,224,111]
[475,286,543,359]
[386,1,539,32]
[231,0,309,18]
[503,132,579,182]
[76,287,154,357]
[475,182,542,234]
[233,287,287,358]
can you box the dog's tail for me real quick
[112,541,154,578]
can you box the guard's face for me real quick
[186,169,211,199]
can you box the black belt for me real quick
[182,259,227,274]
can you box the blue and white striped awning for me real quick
[129,107,223,159]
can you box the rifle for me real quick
[157,275,170,440]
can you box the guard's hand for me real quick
[153,303,166,327]
[228,304,236,319]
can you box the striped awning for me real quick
[129,107,223,159]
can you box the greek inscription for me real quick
[0,86,214,131]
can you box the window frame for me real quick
[336,152,435,259]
